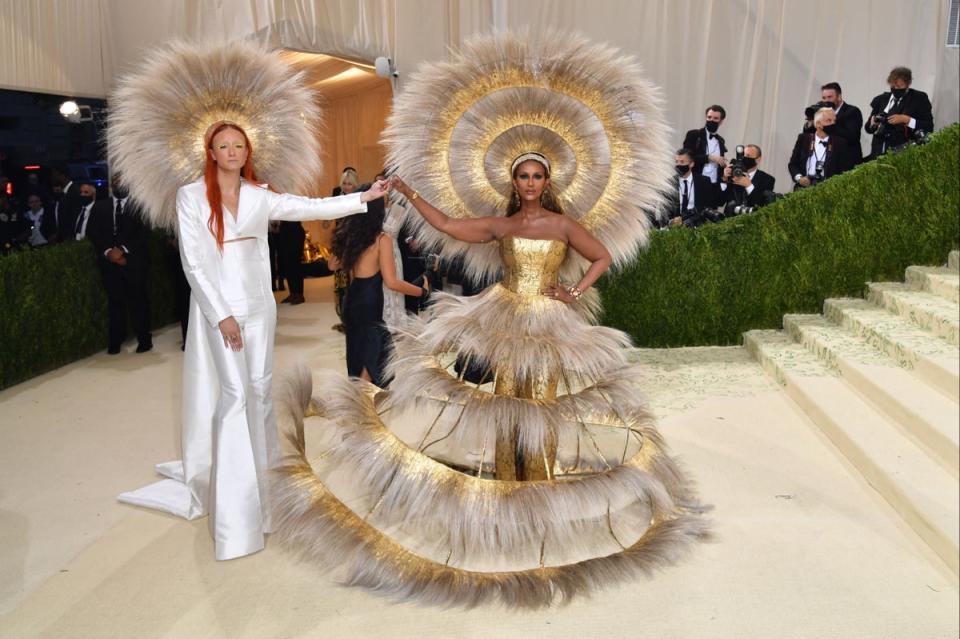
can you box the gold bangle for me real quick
[409,191,420,202]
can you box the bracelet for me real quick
[409,191,420,202]
[567,286,583,300]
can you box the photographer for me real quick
[819,82,864,163]
[665,148,716,228]
[720,144,776,208]
[865,66,933,159]
[788,108,856,190]
[682,105,728,189]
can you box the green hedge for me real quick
[0,231,178,390]
[600,123,960,347]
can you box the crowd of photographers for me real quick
[654,65,935,229]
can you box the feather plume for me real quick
[106,39,324,229]
[381,29,674,285]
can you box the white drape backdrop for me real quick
[2,0,957,190]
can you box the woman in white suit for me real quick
[120,121,389,560]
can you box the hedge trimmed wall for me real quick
[600,124,960,347]
[0,232,179,390]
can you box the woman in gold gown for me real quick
[270,31,709,608]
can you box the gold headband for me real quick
[510,152,551,174]
[204,120,242,146]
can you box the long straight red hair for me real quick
[204,122,259,250]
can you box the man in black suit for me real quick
[665,148,717,227]
[50,165,82,243]
[819,82,864,163]
[720,144,776,208]
[788,108,856,189]
[18,194,57,246]
[865,66,934,159]
[682,105,728,189]
[86,174,152,354]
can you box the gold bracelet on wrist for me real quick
[409,191,420,202]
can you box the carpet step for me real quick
[905,266,960,304]
[783,314,959,478]
[744,329,959,575]
[824,298,959,401]
[949,250,959,271]
[867,282,960,346]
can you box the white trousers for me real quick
[120,240,279,560]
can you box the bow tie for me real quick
[707,133,715,140]
[818,139,828,146]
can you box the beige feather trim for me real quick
[271,370,710,607]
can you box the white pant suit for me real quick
[119,178,367,560]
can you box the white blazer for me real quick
[176,178,367,327]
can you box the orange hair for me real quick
[204,122,259,251]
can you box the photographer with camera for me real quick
[788,108,856,190]
[682,105,728,190]
[665,148,716,228]
[865,66,933,159]
[818,82,864,163]
[720,144,776,210]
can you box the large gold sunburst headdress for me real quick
[382,30,673,283]
[107,39,323,229]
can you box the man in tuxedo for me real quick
[788,108,856,189]
[50,166,82,242]
[666,148,717,227]
[865,66,934,159]
[19,193,57,246]
[820,82,864,163]
[720,144,776,208]
[86,174,152,354]
[682,105,728,189]
[71,183,97,240]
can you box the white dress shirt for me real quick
[801,134,829,180]
[26,208,48,246]
[678,174,695,211]
[702,133,721,183]
[75,202,94,239]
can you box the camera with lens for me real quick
[813,160,825,184]
[728,145,746,178]
[804,101,834,120]
[873,112,890,137]
[722,201,756,217]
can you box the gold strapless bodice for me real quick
[499,236,567,296]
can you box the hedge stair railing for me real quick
[745,250,959,576]
[600,123,960,347]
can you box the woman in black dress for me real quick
[330,196,429,387]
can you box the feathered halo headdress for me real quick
[382,29,673,283]
[106,39,324,229]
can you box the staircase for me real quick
[745,251,960,575]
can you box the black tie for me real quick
[114,199,124,241]
[680,180,689,215]
[74,206,86,235]
[819,140,827,146]
[707,133,714,140]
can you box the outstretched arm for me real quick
[265,180,390,222]
[390,175,504,243]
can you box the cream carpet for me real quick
[1,277,957,639]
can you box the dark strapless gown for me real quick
[342,272,391,387]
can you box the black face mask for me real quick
[742,158,757,170]
[113,186,130,199]
[705,120,720,134]
[822,123,838,136]
[78,195,94,206]
[821,101,835,109]
[891,87,907,98]
[675,164,691,176]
